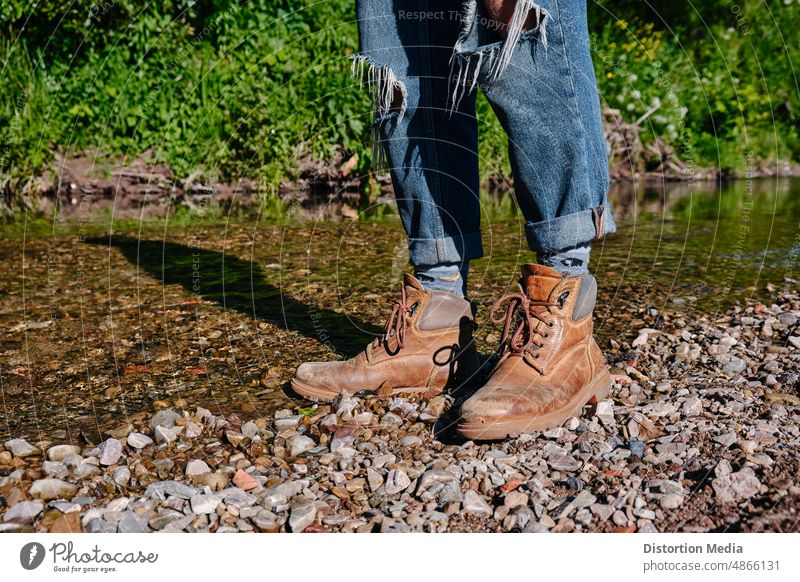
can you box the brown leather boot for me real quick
[291,274,480,401]
[458,264,611,440]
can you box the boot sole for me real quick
[457,370,612,441]
[290,376,436,402]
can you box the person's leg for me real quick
[291,1,484,400]
[451,0,616,438]
[450,0,615,272]
[355,0,483,297]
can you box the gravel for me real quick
[1,290,799,532]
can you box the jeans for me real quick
[354,0,616,265]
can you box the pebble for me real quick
[595,401,615,425]
[289,435,315,457]
[399,435,422,447]
[185,459,211,478]
[144,481,197,500]
[195,472,229,491]
[681,397,703,416]
[463,490,492,517]
[659,494,684,509]
[611,510,628,526]
[573,490,597,509]
[127,432,154,449]
[191,494,221,514]
[274,416,302,430]
[366,468,384,492]
[712,466,761,503]
[29,479,78,500]
[74,463,100,479]
[539,513,556,528]
[289,499,316,532]
[3,500,44,524]
[628,440,645,457]
[262,481,303,507]
[380,412,404,427]
[241,421,259,438]
[590,504,614,521]
[46,444,82,462]
[504,491,528,509]
[99,438,123,465]
[106,498,129,512]
[252,513,280,532]
[185,422,203,438]
[4,438,41,458]
[739,440,758,455]
[233,469,258,491]
[416,469,455,494]
[330,429,358,459]
[43,460,69,479]
[384,469,412,495]
[548,454,581,472]
[647,479,683,496]
[149,409,179,429]
[117,511,149,533]
[154,426,177,444]
[112,466,131,487]
[713,432,737,447]
[723,357,747,375]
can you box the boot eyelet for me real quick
[548,322,554,328]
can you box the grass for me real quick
[1,0,798,214]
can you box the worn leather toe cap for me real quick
[293,361,338,390]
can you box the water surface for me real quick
[0,177,797,440]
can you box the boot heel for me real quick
[586,372,612,405]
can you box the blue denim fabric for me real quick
[355,0,616,264]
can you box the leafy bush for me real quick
[1,0,798,206]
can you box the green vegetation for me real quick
[589,1,799,172]
[1,1,798,211]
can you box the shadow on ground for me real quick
[86,235,379,357]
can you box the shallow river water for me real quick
[0,177,797,440]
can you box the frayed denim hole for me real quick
[448,3,550,112]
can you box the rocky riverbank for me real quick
[1,291,799,533]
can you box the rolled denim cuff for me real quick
[525,204,617,254]
[408,230,484,266]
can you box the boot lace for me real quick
[372,285,413,350]
[489,284,558,357]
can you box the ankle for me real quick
[414,262,469,297]
[537,242,591,277]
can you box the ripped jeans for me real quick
[354,0,615,265]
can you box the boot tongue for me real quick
[403,273,425,292]
[521,264,563,301]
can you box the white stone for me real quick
[384,469,412,495]
[29,478,77,500]
[46,444,82,462]
[4,438,40,458]
[463,490,492,517]
[127,432,153,449]
[99,438,123,465]
[185,459,211,478]
[3,501,44,524]
[190,494,221,514]
[289,435,315,457]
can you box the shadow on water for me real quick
[85,235,380,357]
